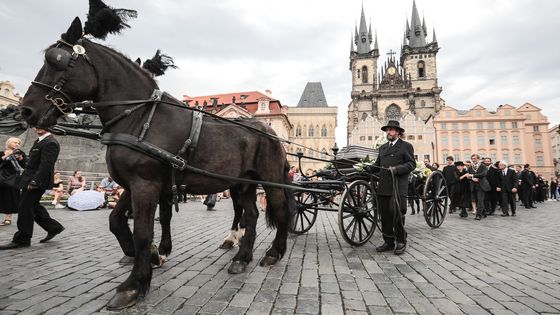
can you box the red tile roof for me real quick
[183,91,284,115]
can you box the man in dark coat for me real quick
[466,154,490,220]
[372,120,415,255]
[442,156,457,213]
[483,158,500,215]
[496,161,518,216]
[519,164,536,209]
[0,128,65,249]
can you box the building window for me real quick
[489,138,495,145]
[501,135,508,144]
[533,125,540,132]
[321,125,327,137]
[295,126,302,137]
[321,148,327,160]
[536,155,544,166]
[361,66,368,83]
[475,111,482,117]
[359,136,366,141]
[260,102,266,111]
[424,154,430,161]
[463,134,470,145]
[417,61,425,78]
[308,126,314,137]
[535,138,542,149]
[463,123,469,129]
[357,69,360,78]
[441,123,447,130]
[368,136,372,140]
[452,123,458,129]
[488,122,494,129]
[2,89,9,97]
[512,121,518,128]
[477,135,484,146]
[514,153,522,164]
[445,111,451,118]
[500,121,506,129]
[453,136,460,146]
[477,122,483,129]
[513,135,519,145]
[407,135,415,140]
[418,135,423,140]
[421,100,426,107]
[442,135,448,146]
[491,153,497,161]
[503,153,509,163]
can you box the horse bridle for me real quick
[31,38,92,115]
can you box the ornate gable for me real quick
[217,104,253,119]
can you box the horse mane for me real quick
[84,0,137,40]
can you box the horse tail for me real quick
[265,159,296,229]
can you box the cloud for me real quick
[1,0,559,146]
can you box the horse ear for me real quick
[135,58,142,66]
[61,17,83,44]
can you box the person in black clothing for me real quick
[0,128,65,250]
[442,156,457,213]
[466,154,490,220]
[483,158,500,215]
[372,120,415,255]
[496,161,518,216]
[551,179,558,200]
[453,161,472,217]
[519,164,536,209]
[0,137,27,226]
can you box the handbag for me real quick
[0,158,23,188]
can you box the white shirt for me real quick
[38,132,52,142]
[388,139,398,147]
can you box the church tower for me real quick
[347,5,379,141]
[400,0,442,121]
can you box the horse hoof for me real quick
[219,240,234,249]
[259,255,279,267]
[158,246,171,257]
[106,290,139,310]
[227,261,247,274]
[119,256,134,264]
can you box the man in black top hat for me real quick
[0,128,65,250]
[372,120,415,255]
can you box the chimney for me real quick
[265,89,272,97]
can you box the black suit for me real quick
[497,168,518,215]
[484,165,500,214]
[442,164,457,209]
[12,134,64,245]
[467,162,490,216]
[519,169,535,207]
[373,138,415,244]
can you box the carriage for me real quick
[289,145,449,246]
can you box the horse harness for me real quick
[32,39,204,212]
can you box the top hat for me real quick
[454,161,464,166]
[381,120,405,133]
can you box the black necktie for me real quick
[389,142,393,147]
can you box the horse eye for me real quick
[45,47,71,71]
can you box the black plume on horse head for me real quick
[142,50,178,77]
[84,0,138,39]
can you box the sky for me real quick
[1,0,559,145]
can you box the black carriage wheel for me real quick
[338,180,378,246]
[290,192,318,235]
[423,171,448,228]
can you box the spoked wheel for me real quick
[338,180,378,246]
[423,170,448,228]
[290,192,318,234]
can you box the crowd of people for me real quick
[434,155,558,220]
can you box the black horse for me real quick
[20,17,294,309]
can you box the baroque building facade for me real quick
[434,103,554,179]
[550,124,560,178]
[347,1,442,144]
[0,81,21,108]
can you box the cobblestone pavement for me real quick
[0,199,559,315]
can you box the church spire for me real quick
[409,0,427,47]
[355,5,372,54]
[374,31,379,51]
[350,32,355,53]
[422,16,427,38]
[432,28,437,43]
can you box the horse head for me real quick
[20,17,98,128]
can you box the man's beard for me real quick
[386,134,398,141]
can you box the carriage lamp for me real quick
[332,143,339,157]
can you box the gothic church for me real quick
[347,0,442,145]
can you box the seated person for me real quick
[108,186,125,209]
[68,170,86,195]
[52,171,65,209]
[100,176,118,195]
